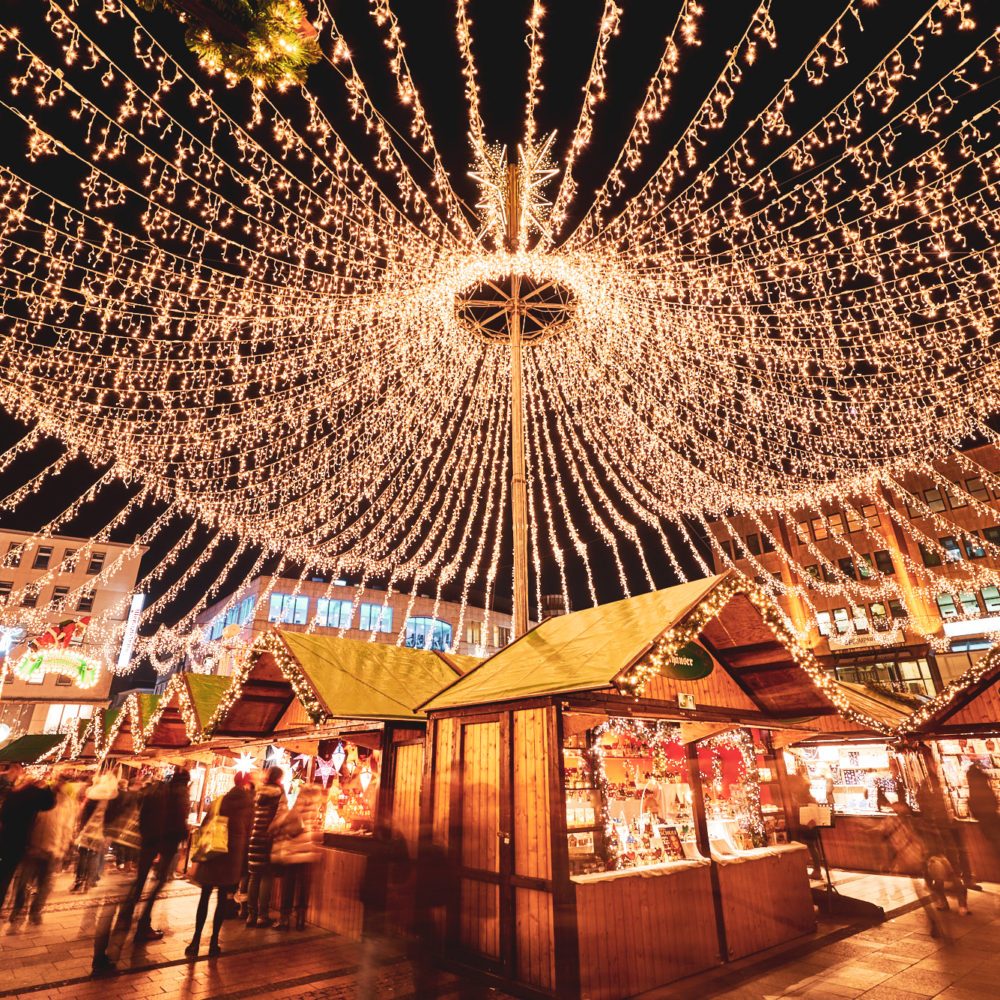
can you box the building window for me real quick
[719,538,734,561]
[845,508,863,533]
[965,477,990,502]
[794,522,810,544]
[872,550,895,574]
[0,581,11,604]
[62,548,77,571]
[984,526,1000,547]
[888,599,907,620]
[21,589,38,609]
[51,586,69,610]
[317,598,353,629]
[964,532,986,559]
[267,593,309,625]
[837,557,856,580]
[923,489,947,513]
[31,546,53,571]
[495,625,511,647]
[939,537,962,562]
[958,591,980,616]
[86,552,105,575]
[3,542,21,568]
[745,533,761,557]
[465,620,482,645]
[852,606,869,633]
[832,608,850,634]
[208,618,224,640]
[810,519,828,541]
[404,617,452,652]
[828,513,845,534]
[936,594,958,619]
[858,554,874,580]
[359,602,393,633]
[761,532,775,553]
[870,603,890,631]
[947,484,968,510]
[822,564,837,583]
[862,504,880,527]
[76,593,95,613]
[239,595,256,625]
[805,564,820,581]
[919,543,942,568]
[981,586,1000,613]
[815,612,832,637]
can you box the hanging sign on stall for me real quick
[660,641,714,681]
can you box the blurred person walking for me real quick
[185,772,254,957]
[966,762,999,856]
[269,783,323,930]
[8,778,80,928]
[0,766,54,910]
[786,763,823,879]
[71,772,119,892]
[244,766,286,928]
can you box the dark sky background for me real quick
[0,0,996,690]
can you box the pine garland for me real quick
[138,0,321,87]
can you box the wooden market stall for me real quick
[902,650,1000,881]
[780,684,925,875]
[101,691,161,759]
[419,573,889,1000]
[203,628,475,940]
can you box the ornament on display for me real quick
[330,742,347,774]
[235,751,257,775]
[12,619,101,690]
[359,764,373,793]
[315,756,337,787]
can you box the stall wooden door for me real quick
[452,716,507,970]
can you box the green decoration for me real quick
[138,0,321,87]
[659,641,713,681]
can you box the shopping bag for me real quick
[191,799,229,862]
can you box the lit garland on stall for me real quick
[0,0,997,668]
[203,628,328,737]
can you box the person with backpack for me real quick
[185,773,254,957]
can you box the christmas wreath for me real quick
[138,0,321,87]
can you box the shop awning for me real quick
[186,674,232,731]
[278,630,470,721]
[422,575,727,710]
[0,733,65,764]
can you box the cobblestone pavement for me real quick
[647,883,1000,1000]
[1,866,997,998]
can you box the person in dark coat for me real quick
[967,762,1000,855]
[244,766,286,927]
[185,773,254,957]
[0,768,55,910]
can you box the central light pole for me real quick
[504,164,530,638]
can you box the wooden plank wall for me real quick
[512,708,555,992]
[641,666,759,713]
[717,850,816,960]
[575,866,719,1000]
[306,846,367,941]
[459,720,501,959]
[943,679,1000,728]
[391,743,424,856]
[431,718,459,849]
[513,708,552,880]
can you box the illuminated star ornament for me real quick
[235,751,258,776]
[0,0,997,669]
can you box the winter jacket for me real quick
[0,783,55,858]
[247,783,286,873]
[139,778,190,852]
[192,785,254,888]
[28,784,80,861]
[269,786,323,866]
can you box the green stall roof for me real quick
[0,733,65,763]
[277,631,470,721]
[422,575,727,712]
[185,674,232,731]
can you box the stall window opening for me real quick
[316,737,381,837]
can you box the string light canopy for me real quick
[0,0,999,671]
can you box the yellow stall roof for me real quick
[422,575,727,711]
[277,630,475,721]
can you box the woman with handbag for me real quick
[268,784,324,931]
[185,773,254,957]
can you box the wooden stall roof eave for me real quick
[901,649,1000,737]
[420,574,731,712]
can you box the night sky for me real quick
[0,0,996,690]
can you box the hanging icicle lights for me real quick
[0,0,999,671]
